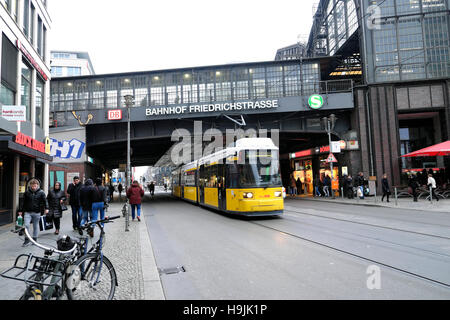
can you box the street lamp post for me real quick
[322,114,337,199]
[124,95,135,232]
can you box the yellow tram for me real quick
[171,138,284,216]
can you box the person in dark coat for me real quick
[118,183,123,200]
[346,175,354,199]
[47,182,66,235]
[342,174,348,198]
[79,179,95,233]
[149,181,155,197]
[108,183,115,203]
[323,174,331,197]
[92,178,108,226]
[127,181,145,221]
[355,172,365,199]
[408,173,420,202]
[67,176,82,230]
[313,176,322,197]
[18,178,49,246]
[296,177,302,195]
[381,173,390,202]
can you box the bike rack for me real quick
[1,253,64,287]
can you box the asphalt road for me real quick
[143,193,450,300]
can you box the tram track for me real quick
[283,207,450,240]
[247,217,450,289]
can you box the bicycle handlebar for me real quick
[22,227,77,255]
[79,215,121,230]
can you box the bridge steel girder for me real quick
[85,110,352,170]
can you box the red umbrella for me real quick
[401,140,450,157]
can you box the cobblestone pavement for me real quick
[0,197,164,300]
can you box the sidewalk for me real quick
[289,193,450,213]
[0,197,165,300]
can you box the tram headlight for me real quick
[274,191,282,197]
[243,192,254,199]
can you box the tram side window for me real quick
[227,163,240,188]
[172,173,179,186]
[208,164,218,188]
[199,165,208,187]
[185,170,196,186]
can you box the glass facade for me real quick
[35,78,44,127]
[21,61,32,121]
[50,61,322,112]
[326,0,360,55]
[363,0,450,83]
[0,82,15,106]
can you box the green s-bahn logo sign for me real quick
[308,94,324,109]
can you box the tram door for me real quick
[218,164,226,211]
[199,165,205,204]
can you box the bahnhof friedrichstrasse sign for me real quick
[146,99,279,116]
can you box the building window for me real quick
[30,3,35,45]
[37,16,43,57]
[1,0,18,21]
[23,0,30,37]
[0,82,15,106]
[35,78,44,127]
[67,67,81,76]
[21,61,32,121]
[51,66,63,77]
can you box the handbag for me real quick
[61,203,68,211]
[39,215,54,231]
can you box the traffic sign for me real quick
[326,153,337,163]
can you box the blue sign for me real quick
[50,138,85,159]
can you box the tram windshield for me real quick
[229,150,282,188]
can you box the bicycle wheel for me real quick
[66,253,117,300]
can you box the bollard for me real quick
[395,187,398,206]
[374,186,377,203]
[341,187,344,200]
[430,186,433,202]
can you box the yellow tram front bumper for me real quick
[227,188,284,213]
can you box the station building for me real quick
[0,0,52,226]
[292,0,450,190]
[47,0,450,201]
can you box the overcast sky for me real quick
[49,0,316,75]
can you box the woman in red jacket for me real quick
[126,181,145,222]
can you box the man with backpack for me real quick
[67,176,82,230]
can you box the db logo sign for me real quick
[108,110,122,121]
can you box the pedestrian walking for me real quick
[381,173,391,203]
[67,176,82,230]
[92,178,108,226]
[79,179,95,235]
[342,174,348,198]
[314,175,322,197]
[408,173,420,202]
[290,175,297,198]
[356,172,365,199]
[296,177,302,195]
[323,174,331,197]
[108,183,115,203]
[18,179,49,246]
[126,180,144,222]
[149,181,155,198]
[118,183,123,200]
[47,181,67,235]
[346,175,354,199]
[427,174,439,201]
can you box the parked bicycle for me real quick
[1,215,120,300]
